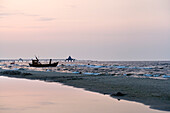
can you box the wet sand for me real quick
[0,69,170,111]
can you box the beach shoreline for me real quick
[0,69,170,111]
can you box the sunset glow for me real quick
[0,0,170,60]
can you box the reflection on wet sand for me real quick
[0,76,168,113]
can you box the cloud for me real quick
[25,14,39,17]
[0,12,14,16]
[24,26,42,28]
[38,17,56,21]
[0,25,11,28]
[19,13,40,17]
[0,11,55,22]
[0,13,13,19]
[0,12,39,17]
[0,3,55,22]
[0,106,39,111]
[39,102,55,105]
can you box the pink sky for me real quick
[0,0,170,60]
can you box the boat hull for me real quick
[29,62,58,67]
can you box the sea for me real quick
[0,59,170,79]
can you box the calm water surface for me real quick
[0,76,168,113]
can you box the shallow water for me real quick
[0,76,168,113]
[0,60,170,79]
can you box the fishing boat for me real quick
[29,57,58,67]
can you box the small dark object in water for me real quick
[10,61,15,65]
[126,73,133,76]
[22,73,32,75]
[63,68,68,71]
[57,68,61,71]
[60,64,65,67]
[111,92,126,96]
[18,68,25,70]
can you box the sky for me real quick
[0,0,170,61]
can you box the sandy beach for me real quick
[0,68,170,111]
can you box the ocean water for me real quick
[0,59,170,79]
